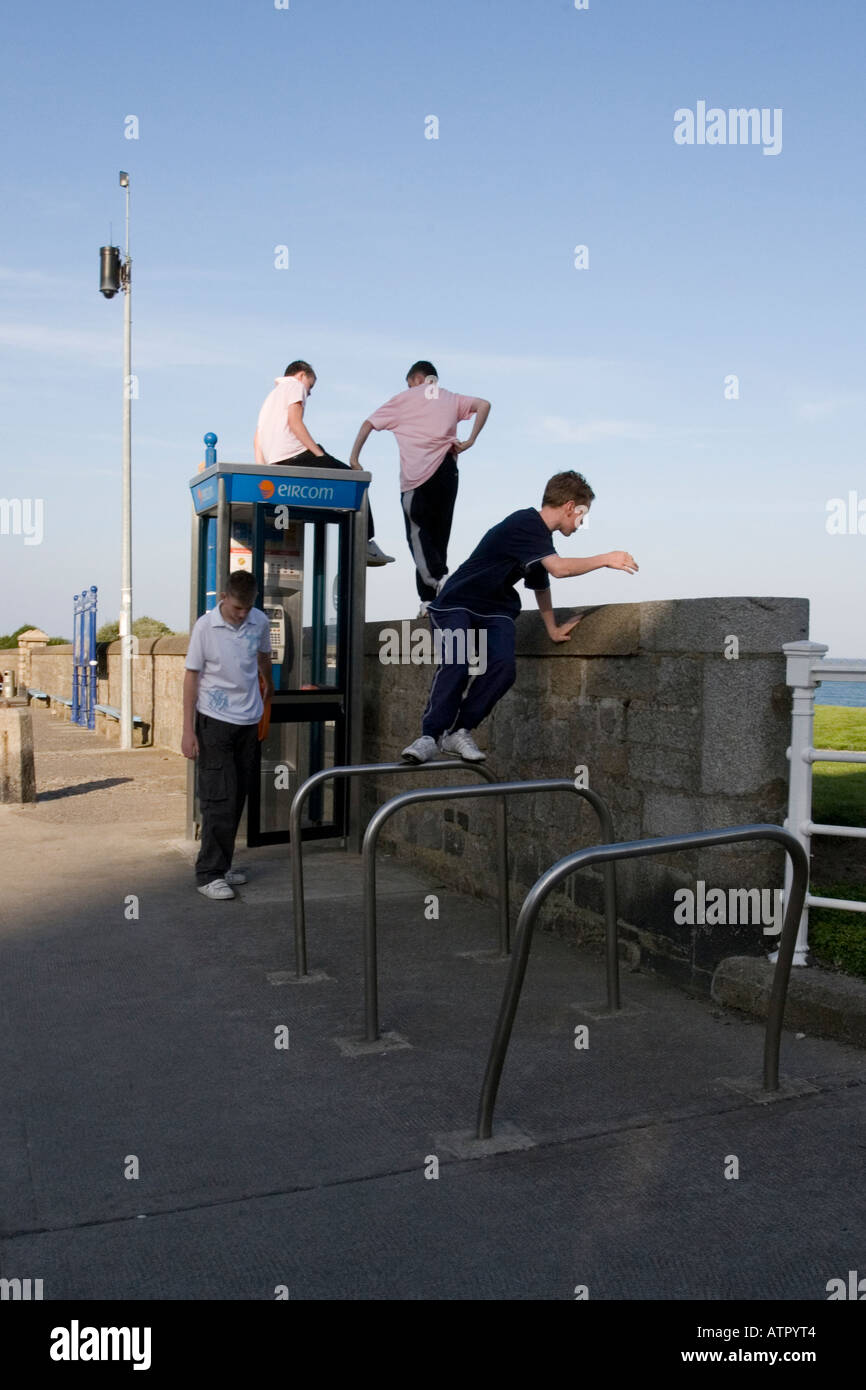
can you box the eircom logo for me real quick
[259,480,335,502]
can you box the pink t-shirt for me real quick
[256,376,308,464]
[366,385,479,491]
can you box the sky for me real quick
[1,0,864,655]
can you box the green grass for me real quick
[811,706,866,828]
[809,882,866,978]
[810,706,865,976]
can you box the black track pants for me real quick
[400,451,459,602]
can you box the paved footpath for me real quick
[1,709,864,1301]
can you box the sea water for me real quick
[814,680,866,709]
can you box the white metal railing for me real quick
[782,641,866,965]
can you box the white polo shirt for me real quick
[185,604,271,725]
[256,375,309,464]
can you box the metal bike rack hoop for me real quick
[362,778,618,1043]
[476,823,809,1140]
[289,760,507,978]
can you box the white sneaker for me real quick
[366,540,395,566]
[401,734,439,764]
[439,729,485,762]
[197,878,235,900]
[224,868,248,886]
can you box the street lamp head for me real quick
[99,245,122,298]
[119,171,129,187]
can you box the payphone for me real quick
[187,442,370,846]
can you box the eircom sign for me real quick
[190,471,368,514]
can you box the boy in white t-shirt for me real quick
[349,361,490,608]
[254,360,394,567]
[183,570,273,900]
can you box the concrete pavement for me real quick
[1,709,864,1301]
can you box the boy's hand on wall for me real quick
[549,616,582,643]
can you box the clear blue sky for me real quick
[1,0,864,655]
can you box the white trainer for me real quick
[224,868,248,886]
[197,878,235,900]
[366,540,395,566]
[439,729,486,762]
[401,734,439,764]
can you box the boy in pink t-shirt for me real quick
[349,361,490,609]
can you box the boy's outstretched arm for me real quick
[536,587,582,643]
[541,550,638,579]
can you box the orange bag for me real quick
[258,672,272,741]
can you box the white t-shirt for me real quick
[185,604,271,725]
[256,375,309,464]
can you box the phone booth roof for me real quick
[189,461,371,515]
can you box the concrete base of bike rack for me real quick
[433,1121,537,1160]
[333,1030,412,1057]
[267,969,334,986]
[715,1075,819,1104]
[570,999,647,1020]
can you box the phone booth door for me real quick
[247,505,352,845]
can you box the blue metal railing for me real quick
[72,586,98,730]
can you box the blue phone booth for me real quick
[188,435,370,846]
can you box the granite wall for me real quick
[362,597,809,994]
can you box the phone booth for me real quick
[187,436,370,847]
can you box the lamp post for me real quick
[99,172,133,750]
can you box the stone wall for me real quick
[23,646,72,703]
[28,638,189,747]
[362,597,808,994]
[0,702,36,802]
[27,596,809,994]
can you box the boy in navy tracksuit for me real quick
[401,470,638,763]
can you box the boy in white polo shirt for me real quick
[349,361,490,609]
[254,359,394,567]
[182,570,274,901]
